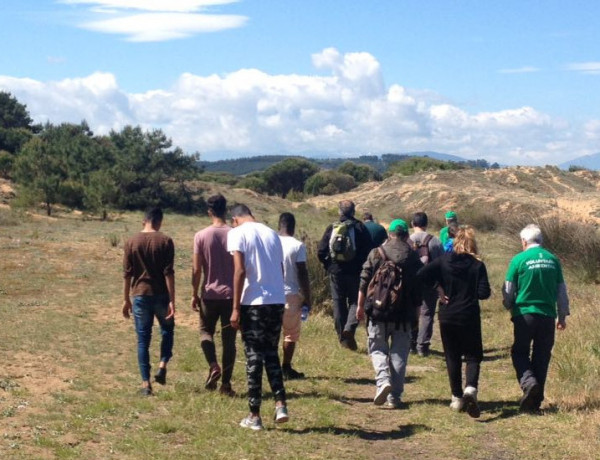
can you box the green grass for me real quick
[0,204,599,459]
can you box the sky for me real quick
[0,0,599,165]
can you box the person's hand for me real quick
[356,305,365,322]
[191,296,200,312]
[122,299,132,319]
[230,309,240,330]
[166,300,176,320]
[436,286,449,305]
[557,319,567,330]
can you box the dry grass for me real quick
[2,174,600,459]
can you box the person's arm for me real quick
[556,282,569,330]
[317,226,333,267]
[191,251,203,312]
[477,262,491,300]
[296,261,312,308]
[356,249,377,321]
[122,276,132,318]
[230,251,246,330]
[122,241,132,318]
[502,257,519,310]
[165,273,176,320]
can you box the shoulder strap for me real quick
[377,246,387,261]
[422,233,433,246]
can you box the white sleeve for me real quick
[297,243,307,263]
[227,229,243,254]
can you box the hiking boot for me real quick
[205,364,222,390]
[449,395,464,412]
[219,383,236,397]
[274,405,289,423]
[154,367,167,385]
[463,386,481,418]
[417,345,430,357]
[239,415,263,431]
[282,366,305,380]
[374,383,392,406]
[410,342,418,355]
[520,381,542,413]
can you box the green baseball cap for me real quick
[388,219,409,233]
[445,211,457,219]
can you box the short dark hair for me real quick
[390,227,409,239]
[144,207,163,226]
[447,222,459,238]
[279,212,296,234]
[363,212,373,221]
[412,212,428,228]
[207,194,227,218]
[339,200,355,218]
[230,203,253,218]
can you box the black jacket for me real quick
[359,238,423,325]
[417,252,491,326]
[317,216,373,275]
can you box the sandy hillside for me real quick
[307,166,600,225]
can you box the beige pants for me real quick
[282,293,303,343]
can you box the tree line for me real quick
[0,92,202,217]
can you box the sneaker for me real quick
[240,415,263,431]
[520,381,541,413]
[385,395,402,409]
[154,367,167,385]
[282,366,305,380]
[139,386,153,397]
[274,405,289,423]
[341,331,358,351]
[417,345,430,358]
[449,395,464,412]
[374,383,392,406]
[205,364,222,390]
[219,383,237,397]
[463,386,481,418]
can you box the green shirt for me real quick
[505,245,564,318]
[439,226,449,245]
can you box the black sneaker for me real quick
[283,366,305,380]
[154,368,167,385]
[139,386,153,397]
[520,382,541,413]
[205,365,222,390]
[341,331,358,351]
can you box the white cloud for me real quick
[59,0,246,41]
[498,66,540,74]
[0,48,596,165]
[566,62,600,75]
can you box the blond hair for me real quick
[453,225,480,260]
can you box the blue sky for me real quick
[1,0,599,164]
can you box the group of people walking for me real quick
[122,197,570,430]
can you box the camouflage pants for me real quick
[240,304,286,413]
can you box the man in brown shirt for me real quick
[123,207,176,396]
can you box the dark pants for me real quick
[199,298,237,385]
[240,304,286,414]
[511,313,555,403]
[133,294,174,382]
[329,273,359,341]
[416,288,439,351]
[439,320,483,397]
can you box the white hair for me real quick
[520,224,543,245]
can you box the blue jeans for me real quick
[133,294,175,382]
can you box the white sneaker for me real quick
[240,415,263,431]
[274,405,289,423]
[374,383,392,406]
[462,386,481,418]
[449,395,464,411]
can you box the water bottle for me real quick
[301,305,310,322]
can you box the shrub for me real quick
[298,233,331,313]
[337,161,382,183]
[304,170,356,196]
[458,206,501,233]
[385,157,466,177]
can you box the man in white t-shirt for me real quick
[278,212,312,380]
[227,204,289,431]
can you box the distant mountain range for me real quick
[200,151,474,175]
[559,153,600,170]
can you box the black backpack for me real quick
[365,247,404,323]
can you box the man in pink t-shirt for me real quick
[191,194,236,396]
